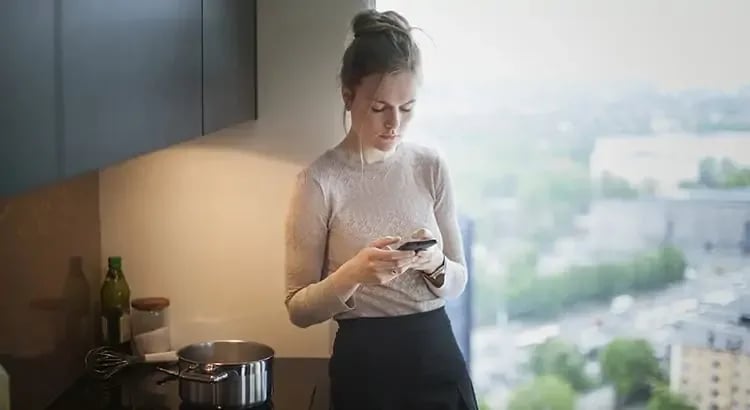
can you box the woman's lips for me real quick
[379,134,398,141]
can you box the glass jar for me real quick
[130,297,171,355]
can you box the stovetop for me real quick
[178,404,274,410]
[48,358,330,410]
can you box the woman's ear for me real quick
[342,88,354,111]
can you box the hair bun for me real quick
[352,9,412,39]
[339,9,421,90]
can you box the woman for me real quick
[284,8,478,410]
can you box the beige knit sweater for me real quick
[284,141,467,328]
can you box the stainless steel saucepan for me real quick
[158,340,275,408]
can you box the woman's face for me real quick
[344,71,417,152]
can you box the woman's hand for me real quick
[344,236,417,285]
[407,228,444,274]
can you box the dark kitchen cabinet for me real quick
[202,0,258,135]
[0,0,257,198]
[0,0,60,197]
[61,0,203,178]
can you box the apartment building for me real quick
[669,299,750,410]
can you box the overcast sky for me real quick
[377,0,750,92]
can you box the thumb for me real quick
[411,228,434,240]
[369,236,401,249]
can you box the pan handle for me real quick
[156,366,229,384]
[155,367,179,386]
[156,366,179,378]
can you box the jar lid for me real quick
[132,297,170,311]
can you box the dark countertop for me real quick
[48,358,330,410]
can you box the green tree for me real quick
[506,246,539,287]
[507,375,576,410]
[657,246,687,281]
[680,157,750,189]
[506,246,686,320]
[517,165,591,210]
[516,163,592,244]
[698,157,719,188]
[600,338,663,405]
[598,172,638,199]
[647,384,696,410]
[720,157,738,176]
[724,167,750,187]
[529,338,590,392]
[478,397,493,410]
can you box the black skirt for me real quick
[329,307,479,410]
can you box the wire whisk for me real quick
[85,346,178,380]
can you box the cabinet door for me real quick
[61,0,202,178]
[0,0,59,197]
[202,0,257,135]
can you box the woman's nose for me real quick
[385,110,400,131]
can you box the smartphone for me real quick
[396,239,438,252]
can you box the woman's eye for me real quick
[371,104,413,113]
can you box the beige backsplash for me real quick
[99,128,334,358]
[0,172,101,409]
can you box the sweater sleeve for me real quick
[284,170,354,328]
[424,154,469,299]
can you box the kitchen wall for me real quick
[99,0,372,358]
[0,172,101,409]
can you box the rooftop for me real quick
[664,187,750,203]
[671,320,750,354]
[670,294,750,354]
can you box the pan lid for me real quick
[177,340,275,365]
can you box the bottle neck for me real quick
[106,267,124,280]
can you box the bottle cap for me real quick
[108,256,122,269]
[132,297,170,311]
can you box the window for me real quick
[378,1,750,409]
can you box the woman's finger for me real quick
[374,249,415,261]
[372,260,404,271]
[411,227,434,240]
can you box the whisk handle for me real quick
[143,351,178,363]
